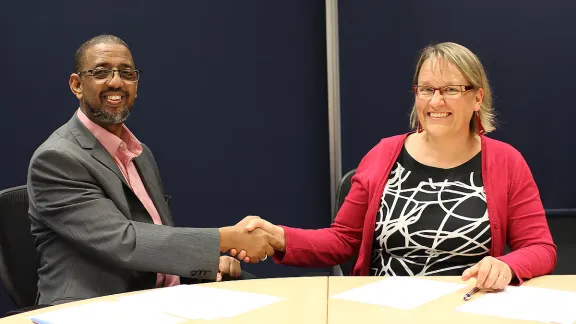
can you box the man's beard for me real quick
[84,98,131,125]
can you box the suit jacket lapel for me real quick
[68,112,173,226]
[133,156,173,226]
[91,145,131,188]
[68,113,130,188]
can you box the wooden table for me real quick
[328,275,576,324]
[2,275,575,323]
[0,276,328,324]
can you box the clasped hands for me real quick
[220,216,285,264]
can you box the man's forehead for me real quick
[84,43,134,66]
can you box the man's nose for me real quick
[107,71,124,87]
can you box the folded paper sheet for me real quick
[456,285,576,324]
[30,301,185,324]
[331,276,466,309]
[30,285,284,323]
[116,284,284,320]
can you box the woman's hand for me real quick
[229,218,285,263]
[462,256,514,290]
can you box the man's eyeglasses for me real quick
[77,69,141,82]
[412,85,474,100]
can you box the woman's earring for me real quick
[417,121,423,133]
[475,111,486,135]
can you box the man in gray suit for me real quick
[27,35,280,305]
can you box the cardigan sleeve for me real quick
[497,151,557,284]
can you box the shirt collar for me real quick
[76,108,142,157]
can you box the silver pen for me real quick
[463,287,480,301]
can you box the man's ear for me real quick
[69,73,83,99]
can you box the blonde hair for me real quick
[410,42,495,134]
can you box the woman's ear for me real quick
[474,88,484,111]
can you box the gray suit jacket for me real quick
[27,113,221,305]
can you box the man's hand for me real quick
[461,256,514,290]
[218,216,280,264]
[216,256,241,282]
[229,218,286,263]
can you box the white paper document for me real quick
[456,285,576,324]
[331,276,466,309]
[116,284,285,320]
[29,301,186,324]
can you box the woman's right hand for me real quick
[229,218,286,263]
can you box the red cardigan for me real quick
[275,133,557,284]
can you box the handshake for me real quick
[218,216,285,263]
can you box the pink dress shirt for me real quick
[77,109,180,287]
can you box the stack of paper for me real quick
[29,301,185,324]
[116,284,285,320]
[331,276,466,309]
[456,285,576,323]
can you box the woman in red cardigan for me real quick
[233,42,556,290]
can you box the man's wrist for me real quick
[218,226,234,252]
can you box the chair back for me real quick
[546,209,576,275]
[332,169,358,276]
[0,185,39,308]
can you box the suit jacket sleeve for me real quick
[28,147,220,280]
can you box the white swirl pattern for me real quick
[371,161,491,276]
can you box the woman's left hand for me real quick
[461,256,514,290]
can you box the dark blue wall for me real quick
[339,0,576,210]
[3,0,576,317]
[0,1,330,315]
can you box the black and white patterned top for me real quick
[369,146,491,276]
